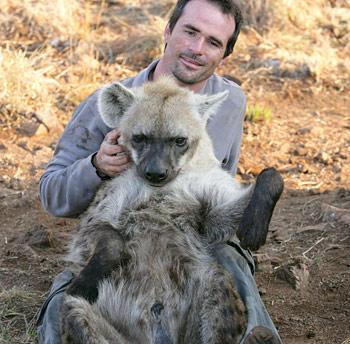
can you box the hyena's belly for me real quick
[94,225,211,342]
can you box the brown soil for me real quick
[1,82,349,344]
[0,2,349,344]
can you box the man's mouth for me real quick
[179,54,205,69]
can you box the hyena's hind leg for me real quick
[184,267,247,344]
[66,223,129,303]
[237,167,284,251]
[60,295,130,344]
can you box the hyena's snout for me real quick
[144,159,169,185]
[136,142,178,187]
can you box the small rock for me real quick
[314,151,332,165]
[275,257,309,291]
[34,109,64,136]
[258,287,267,296]
[254,253,271,264]
[337,188,350,198]
[296,127,312,135]
[292,146,308,156]
[306,330,316,338]
[320,203,350,224]
[254,254,274,273]
[49,37,71,52]
[280,143,291,154]
[16,120,40,137]
[273,63,312,80]
[332,162,342,173]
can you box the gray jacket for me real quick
[39,60,246,217]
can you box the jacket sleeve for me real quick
[39,92,110,217]
[225,92,246,175]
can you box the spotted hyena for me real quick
[60,77,283,344]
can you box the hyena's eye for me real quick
[175,137,187,147]
[132,134,146,144]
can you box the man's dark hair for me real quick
[168,0,243,58]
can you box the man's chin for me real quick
[172,70,202,85]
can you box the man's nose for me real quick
[189,37,205,55]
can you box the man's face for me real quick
[163,0,235,86]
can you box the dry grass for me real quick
[239,0,350,88]
[0,0,170,125]
[270,0,350,85]
[0,47,58,121]
[0,287,39,343]
[1,0,105,42]
[238,0,270,30]
[1,0,348,127]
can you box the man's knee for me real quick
[37,270,74,344]
[212,241,255,276]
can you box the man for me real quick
[37,0,282,343]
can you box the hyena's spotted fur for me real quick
[60,77,283,344]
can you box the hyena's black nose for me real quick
[145,171,168,184]
[144,168,168,184]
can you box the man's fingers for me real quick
[93,130,132,177]
[109,163,132,175]
[103,154,130,167]
[103,143,125,156]
[104,129,121,144]
[115,151,128,158]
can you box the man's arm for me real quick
[213,79,246,175]
[224,96,246,175]
[39,92,130,218]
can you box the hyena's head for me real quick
[98,76,227,187]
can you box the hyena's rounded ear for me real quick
[195,90,229,122]
[98,82,135,128]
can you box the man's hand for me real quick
[93,129,132,177]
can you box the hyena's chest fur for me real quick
[102,192,213,293]
[88,193,229,341]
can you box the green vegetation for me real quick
[245,104,272,122]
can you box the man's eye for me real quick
[209,40,220,48]
[185,30,195,36]
[175,137,187,147]
[132,134,146,143]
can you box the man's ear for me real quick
[194,90,229,123]
[219,56,227,67]
[98,82,135,128]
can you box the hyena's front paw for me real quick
[66,275,99,303]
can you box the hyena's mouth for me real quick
[145,175,175,188]
[148,182,168,187]
[139,168,181,188]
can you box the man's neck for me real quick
[152,59,207,93]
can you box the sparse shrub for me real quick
[0,47,57,120]
[245,104,272,122]
[0,0,101,42]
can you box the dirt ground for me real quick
[0,1,350,343]
[1,82,349,344]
